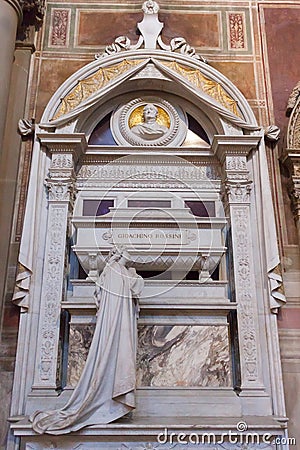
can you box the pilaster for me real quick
[30,134,86,395]
[212,135,266,395]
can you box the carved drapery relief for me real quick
[52,59,144,120]
[160,61,240,118]
[12,262,32,311]
[49,57,241,127]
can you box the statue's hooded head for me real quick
[108,246,131,263]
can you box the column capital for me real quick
[224,180,252,204]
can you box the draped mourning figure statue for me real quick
[30,247,144,434]
[131,103,168,140]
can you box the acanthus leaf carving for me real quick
[225,182,252,204]
[231,207,258,382]
[39,205,68,382]
[46,180,75,202]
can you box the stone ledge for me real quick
[10,415,288,437]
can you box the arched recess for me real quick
[9,8,288,447]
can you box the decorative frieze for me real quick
[77,163,219,181]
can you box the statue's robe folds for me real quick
[31,262,144,434]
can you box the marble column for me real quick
[30,134,86,395]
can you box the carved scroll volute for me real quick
[212,135,266,393]
[31,134,87,393]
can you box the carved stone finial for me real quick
[142,0,159,14]
[138,1,163,49]
[96,1,206,62]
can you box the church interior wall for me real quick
[1,1,300,448]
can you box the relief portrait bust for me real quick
[111,97,187,147]
[131,103,169,140]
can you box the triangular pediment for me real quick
[40,1,258,132]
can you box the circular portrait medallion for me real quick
[111,97,187,146]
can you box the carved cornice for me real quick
[212,135,261,164]
[38,133,87,164]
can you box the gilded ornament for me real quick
[52,60,144,120]
[128,105,170,129]
[161,60,240,117]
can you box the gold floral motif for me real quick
[161,60,240,117]
[52,59,144,120]
[128,105,170,129]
